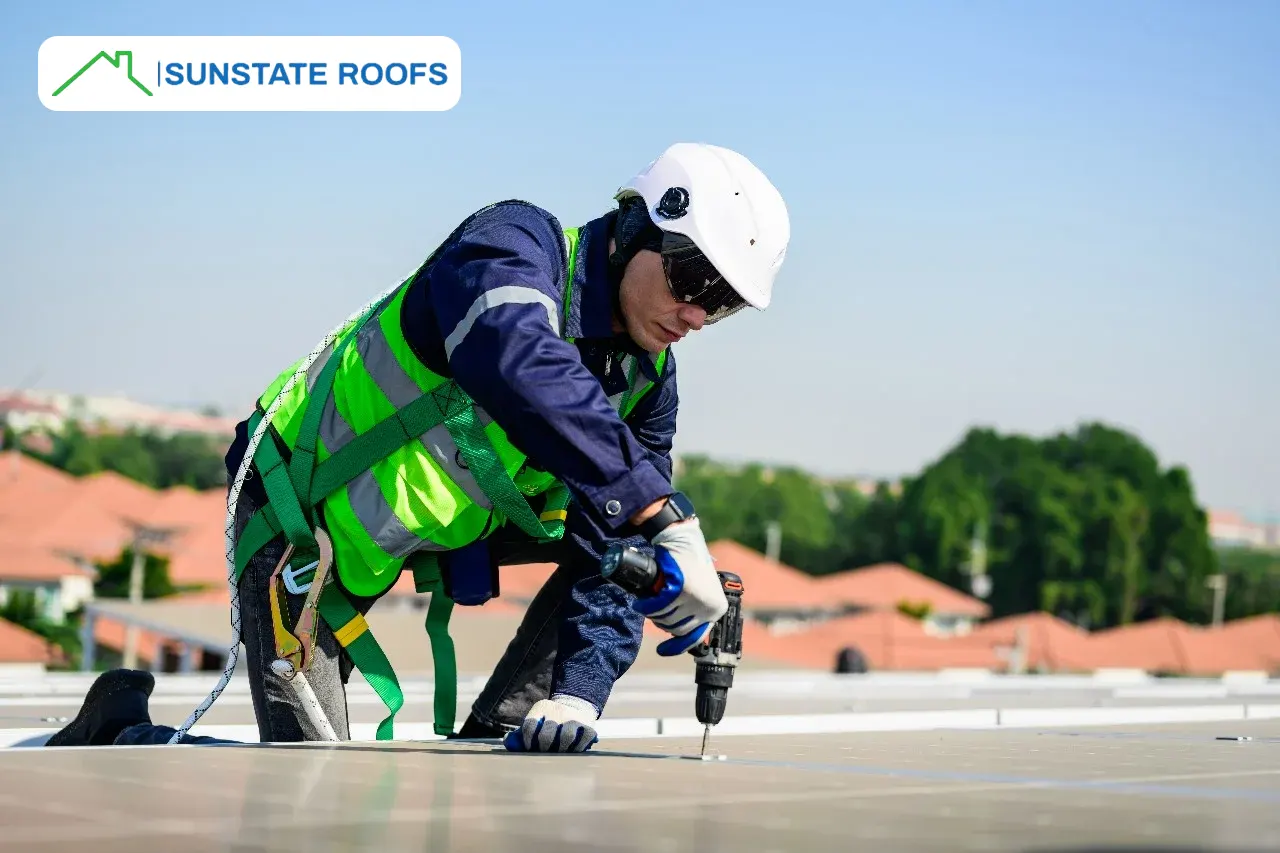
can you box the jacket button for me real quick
[604,499,622,517]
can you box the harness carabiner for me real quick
[267,528,335,678]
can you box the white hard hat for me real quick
[615,142,790,320]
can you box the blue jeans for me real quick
[115,487,644,746]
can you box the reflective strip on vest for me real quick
[310,302,484,558]
[354,304,493,511]
[257,227,667,585]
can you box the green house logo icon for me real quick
[52,50,153,97]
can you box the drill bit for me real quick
[700,723,710,757]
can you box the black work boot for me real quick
[45,669,155,747]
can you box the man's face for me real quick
[616,249,708,353]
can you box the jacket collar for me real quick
[566,212,665,381]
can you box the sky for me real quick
[0,0,1276,516]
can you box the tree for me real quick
[20,420,228,490]
[1215,548,1280,620]
[873,422,1218,628]
[676,456,839,572]
[94,548,185,599]
[0,590,81,668]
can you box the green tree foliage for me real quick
[676,455,842,574]
[0,590,81,668]
[1215,548,1280,620]
[890,423,1217,626]
[22,421,228,490]
[675,421,1236,630]
[93,548,185,600]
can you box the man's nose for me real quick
[678,304,707,331]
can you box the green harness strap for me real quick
[414,555,458,736]
[231,497,429,740]
[316,582,404,741]
[229,230,586,741]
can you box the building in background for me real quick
[0,388,237,439]
[1207,509,1279,550]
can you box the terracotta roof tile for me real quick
[0,617,63,665]
[142,486,225,532]
[814,563,991,618]
[797,610,999,670]
[162,525,231,587]
[0,544,95,582]
[717,610,1000,672]
[0,451,76,496]
[706,540,830,610]
[1081,617,1273,675]
[74,471,164,525]
[1214,615,1280,670]
[0,485,136,563]
[1180,628,1273,675]
[969,611,1095,671]
[637,614,830,668]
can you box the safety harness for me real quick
[230,226,666,740]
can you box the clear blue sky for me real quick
[1,0,1276,514]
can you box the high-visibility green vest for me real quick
[232,224,668,739]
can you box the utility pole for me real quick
[967,516,991,599]
[121,521,183,669]
[765,521,782,563]
[1205,573,1227,628]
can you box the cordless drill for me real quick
[601,544,745,756]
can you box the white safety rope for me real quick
[168,283,401,744]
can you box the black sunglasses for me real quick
[660,232,749,324]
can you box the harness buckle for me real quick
[283,560,319,595]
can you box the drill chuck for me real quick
[695,665,734,726]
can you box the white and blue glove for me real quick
[632,518,729,656]
[503,695,600,753]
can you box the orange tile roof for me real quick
[814,562,991,618]
[74,471,164,526]
[1214,615,1280,671]
[710,609,1002,672]
[706,540,831,610]
[145,487,226,532]
[0,451,76,496]
[0,485,136,563]
[1179,627,1273,675]
[0,617,63,665]
[637,612,830,668]
[794,610,1000,670]
[1079,618,1190,672]
[969,611,1095,671]
[0,544,95,582]
[1081,617,1272,675]
[163,525,231,587]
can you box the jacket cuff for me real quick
[549,693,601,721]
[575,459,673,532]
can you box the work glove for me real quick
[631,517,729,656]
[502,695,600,753]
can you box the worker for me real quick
[45,142,790,753]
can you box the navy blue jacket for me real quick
[226,200,678,713]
